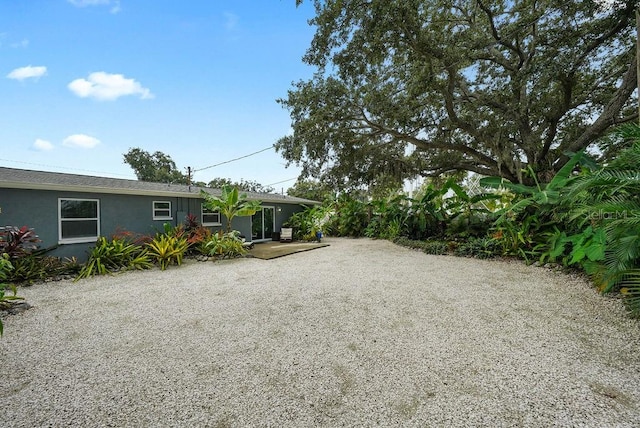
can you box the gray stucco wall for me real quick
[0,188,195,260]
[0,188,309,261]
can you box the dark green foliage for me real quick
[123,148,189,184]
[482,125,640,314]
[284,205,331,241]
[392,237,448,256]
[76,237,152,280]
[482,151,598,262]
[286,179,334,202]
[10,254,53,283]
[0,254,24,337]
[281,1,637,190]
[452,237,500,260]
[200,231,247,259]
[329,195,370,237]
[284,207,316,240]
[621,270,640,318]
[207,178,275,193]
[563,126,640,312]
[394,236,498,259]
[364,194,410,240]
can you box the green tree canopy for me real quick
[286,179,335,202]
[123,148,274,191]
[123,148,188,184]
[279,0,638,188]
[207,178,275,193]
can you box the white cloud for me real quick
[68,71,153,101]
[63,134,101,149]
[33,138,54,151]
[6,65,47,81]
[68,0,121,14]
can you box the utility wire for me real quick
[265,177,298,186]
[193,145,275,172]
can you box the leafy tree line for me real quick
[279,0,638,193]
[123,148,275,193]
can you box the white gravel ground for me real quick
[1,237,640,427]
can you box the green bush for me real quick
[453,237,499,259]
[147,234,189,270]
[393,237,449,255]
[200,231,246,259]
[76,237,152,280]
[7,254,82,284]
[1,254,24,337]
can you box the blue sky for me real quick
[1,0,316,191]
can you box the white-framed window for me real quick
[58,198,100,244]
[201,204,221,226]
[153,201,172,220]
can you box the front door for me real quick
[251,206,275,241]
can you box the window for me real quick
[153,201,172,220]
[59,198,100,243]
[201,204,221,226]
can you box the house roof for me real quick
[0,166,320,205]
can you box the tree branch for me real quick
[556,51,638,167]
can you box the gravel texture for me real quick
[1,237,640,427]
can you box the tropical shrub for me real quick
[563,125,640,313]
[186,225,212,251]
[0,226,41,259]
[0,254,23,337]
[480,125,640,315]
[392,237,448,255]
[200,231,246,259]
[76,237,152,280]
[111,227,153,246]
[9,253,51,283]
[146,234,189,270]
[481,151,596,262]
[452,237,499,259]
[284,204,333,241]
[327,195,369,237]
[364,194,409,240]
[201,185,261,233]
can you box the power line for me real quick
[193,145,275,172]
[266,177,298,186]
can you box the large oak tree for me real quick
[277,0,638,189]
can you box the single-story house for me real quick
[0,166,319,261]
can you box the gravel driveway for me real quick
[1,238,639,427]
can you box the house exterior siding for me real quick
[0,167,319,262]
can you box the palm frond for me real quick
[620,269,640,317]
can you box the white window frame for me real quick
[201,204,221,226]
[153,200,173,220]
[58,198,100,244]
